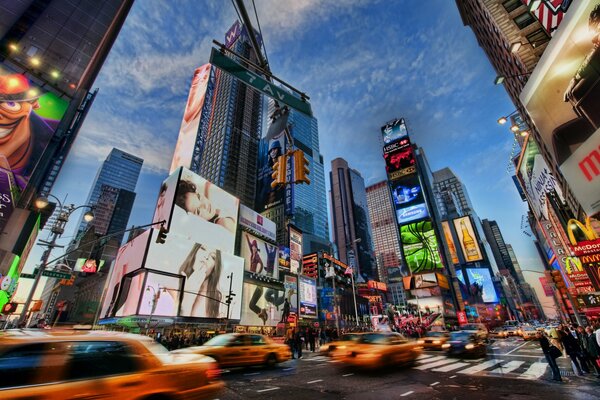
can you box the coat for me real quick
[586,333,600,358]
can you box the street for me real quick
[215,337,599,399]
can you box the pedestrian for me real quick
[559,325,588,375]
[309,328,316,352]
[294,328,304,359]
[286,327,296,359]
[538,331,562,382]
[583,326,600,378]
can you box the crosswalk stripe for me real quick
[490,360,524,374]
[417,354,437,360]
[518,362,548,380]
[415,355,446,364]
[431,362,470,372]
[414,358,459,370]
[458,360,504,375]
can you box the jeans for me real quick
[544,353,562,381]
[567,353,585,375]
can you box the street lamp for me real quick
[17,194,94,327]
[497,110,519,125]
[494,72,531,85]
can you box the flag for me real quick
[344,266,353,276]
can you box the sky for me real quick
[16,0,553,314]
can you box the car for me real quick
[334,332,422,370]
[490,327,509,338]
[446,330,487,358]
[173,333,291,368]
[460,323,489,341]
[0,329,223,400]
[504,326,520,337]
[319,333,363,356]
[421,331,450,350]
[520,326,538,341]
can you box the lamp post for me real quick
[346,238,361,327]
[17,194,94,327]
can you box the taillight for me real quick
[206,365,221,382]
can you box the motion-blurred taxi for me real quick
[520,326,538,340]
[421,331,450,350]
[319,333,363,356]
[446,331,487,358]
[173,333,291,368]
[0,330,222,400]
[334,332,422,370]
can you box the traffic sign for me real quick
[210,48,313,117]
[34,269,71,279]
[19,273,35,279]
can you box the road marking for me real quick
[492,347,500,350]
[495,354,544,358]
[415,355,446,364]
[414,358,458,370]
[518,362,548,380]
[256,387,280,393]
[283,367,294,371]
[505,342,529,355]
[244,372,260,376]
[430,381,440,386]
[417,354,438,360]
[449,375,457,379]
[490,360,524,374]
[431,362,469,372]
[342,373,354,377]
[307,379,323,384]
[458,360,504,375]
[401,391,414,397]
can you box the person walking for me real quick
[559,325,587,375]
[286,327,296,359]
[538,331,562,382]
[294,328,304,359]
[584,326,600,378]
[308,328,316,352]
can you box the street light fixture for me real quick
[494,72,531,85]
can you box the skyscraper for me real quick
[330,157,377,282]
[482,219,517,279]
[91,184,136,242]
[432,167,474,219]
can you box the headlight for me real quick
[337,346,346,349]
[465,344,474,350]
[433,340,441,345]
[417,340,424,345]
[442,344,451,348]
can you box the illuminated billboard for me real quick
[381,118,408,144]
[452,216,483,262]
[390,175,429,224]
[441,221,460,265]
[299,276,317,318]
[152,168,180,231]
[302,253,318,279]
[239,204,276,242]
[170,64,212,174]
[383,138,416,180]
[256,126,287,211]
[240,231,279,279]
[74,258,105,273]
[289,226,303,275]
[402,273,438,290]
[282,273,298,314]
[520,2,600,216]
[278,246,290,269]
[0,69,69,232]
[116,270,184,317]
[400,220,443,273]
[456,268,499,304]
[386,266,403,283]
[239,282,285,326]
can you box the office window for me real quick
[526,28,550,47]
[514,12,536,29]
[503,0,522,13]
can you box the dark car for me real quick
[446,331,486,358]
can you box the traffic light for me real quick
[271,154,287,188]
[550,270,566,290]
[292,149,310,184]
[2,302,18,315]
[225,293,236,305]
[156,225,168,244]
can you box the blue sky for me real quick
[18,0,551,310]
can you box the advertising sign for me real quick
[299,276,317,318]
[240,231,278,279]
[170,64,212,174]
[390,175,429,225]
[367,280,388,291]
[457,311,468,325]
[278,246,290,269]
[581,253,600,291]
[0,168,16,234]
[539,276,555,297]
[381,118,408,144]
[400,220,443,273]
[240,282,285,326]
[119,270,184,317]
[402,273,437,290]
[441,221,460,265]
[567,271,595,294]
[578,293,600,308]
[152,168,180,231]
[239,204,276,242]
[456,268,499,304]
[520,2,600,216]
[256,131,287,212]
[170,167,239,253]
[283,273,298,314]
[302,253,318,279]
[384,138,416,180]
[386,266,403,283]
[452,216,483,262]
[289,226,303,275]
[74,258,105,273]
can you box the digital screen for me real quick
[256,131,287,211]
[282,273,298,314]
[152,169,180,232]
[386,266,404,283]
[384,138,416,180]
[240,231,278,279]
[299,276,317,318]
[239,281,285,327]
[381,118,408,144]
[456,268,499,304]
[390,175,429,224]
[278,246,290,269]
[441,221,459,265]
[400,220,443,273]
[74,258,105,273]
[452,216,483,262]
[238,204,276,242]
[289,226,303,275]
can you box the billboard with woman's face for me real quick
[240,231,279,279]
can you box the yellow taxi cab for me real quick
[319,333,363,356]
[421,331,450,350]
[334,332,422,370]
[0,329,223,400]
[174,333,291,368]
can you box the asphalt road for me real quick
[214,337,600,400]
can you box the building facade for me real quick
[482,219,518,279]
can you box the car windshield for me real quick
[462,324,483,331]
[341,334,360,341]
[203,334,236,346]
[358,333,391,345]
[450,331,472,341]
[426,331,447,337]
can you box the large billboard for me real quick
[299,276,317,318]
[238,204,276,242]
[256,124,287,211]
[400,220,443,273]
[240,231,279,279]
[282,273,298,314]
[381,118,408,145]
[239,282,285,326]
[169,64,212,174]
[289,226,303,275]
[452,216,484,262]
[520,2,600,216]
[152,168,180,231]
[441,221,460,265]
[456,268,499,304]
[383,138,416,180]
[390,175,429,225]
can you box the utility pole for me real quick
[226,272,234,331]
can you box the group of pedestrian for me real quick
[538,321,600,382]
[157,331,215,350]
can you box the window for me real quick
[250,335,266,345]
[0,343,64,388]
[526,28,550,47]
[503,0,522,13]
[514,12,536,29]
[66,341,140,380]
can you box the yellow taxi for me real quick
[334,332,422,370]
[0,329,223,400]
[421,331,450,350]
[319,333,363,356]
[174,333,291,368]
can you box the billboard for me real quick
[74,258,105,273]
[239,282,285,326]
[256,124,287,211]
[441,221,460,265]
[400,220,443,273]
[299,276,317,318]
[240,231,278,279]
[383,138,416,180]
[381,118,408,144]
[302,253,318,279]
[539,276,555,297]
[452,216,483,262]
[386,266,404,283]
[456,268,499,304]
[390,175,429,225]
[152,168,180,231]
[402,273,437,290]
[170,167,239,253]
[282,273,298,314]
[170,64,212,174]
[289,226,303,275]
[278,246,290,269]
[239,204,276,242]
[116,270,184,317]
[520,2,600,216]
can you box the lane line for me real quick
[414,359,458,370]
[430,382,440,386]
[458,360,504,375]
[417,354,438,360]
[342,373,354,377]
[401,391,414,397]
[307,379,323,384]
[505,342,529,355]
[257,387,280,393]
[244,372,260,376]
[518,362,548,380]
[490,360,524,374]
[449,375,457,379]
[432,362,469,372]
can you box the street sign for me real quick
[19,273,35,279]
[33,268,71,279]
[210,48,313,117]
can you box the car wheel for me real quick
[265,353,277,368]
